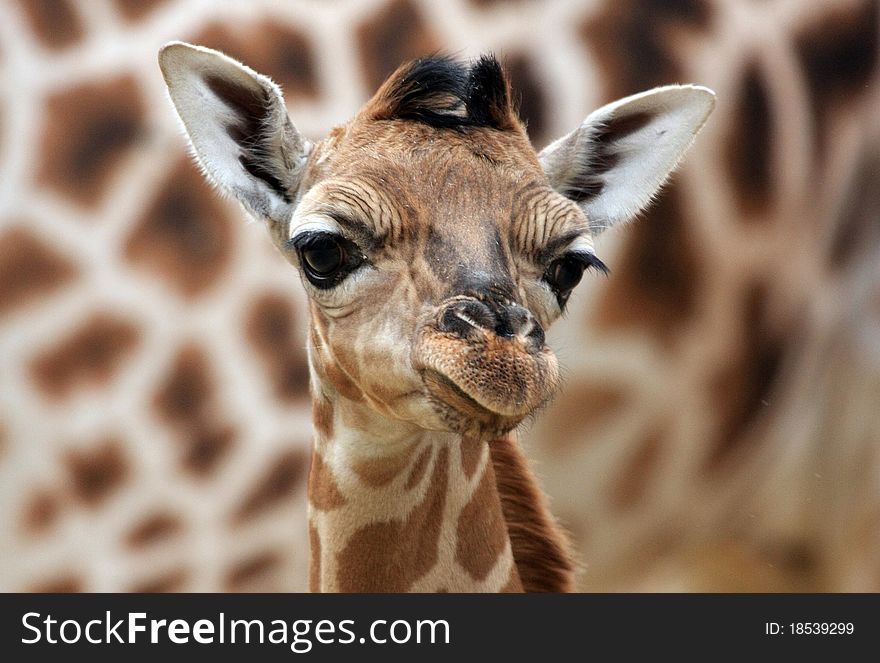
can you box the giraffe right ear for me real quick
[159,42,309,233]
[539,85,715,235]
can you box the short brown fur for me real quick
[490,435,576,592]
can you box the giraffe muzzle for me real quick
[413,297,560,432]
[438,298,546,351]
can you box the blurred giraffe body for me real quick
[0,0,878,592]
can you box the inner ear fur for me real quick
[159,41,309,242]
[539,85,715,234]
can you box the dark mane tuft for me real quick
[465,55,512,128]
[369,54,516,131]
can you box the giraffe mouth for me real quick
[414,325,560,435]
[421,369,524,435]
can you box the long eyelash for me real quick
[570,251,610,276]
[286,230,335,252]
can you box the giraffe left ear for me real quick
[538,85,715,234]
[159,42,309,238]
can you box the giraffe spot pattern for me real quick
[455,455,509,581]
[312,396,334,440]
[308,452,347,511]
[37,76,144,207]
[309,522,321,592]
[610,427,665,512]
[153,343,238,476]
[309,316,364,408]
[124,158,235,298]
[225,550,282,591]
[244,294,310,404]
[460,436,483,478]
[29,313,140,399]
[322,346,367,404]
[306,295,373,402]
[65,438,129,506]
[356,0,440,93]
[594,185,703,346]
[336,447,447,592]
[29,575,83,593]
[0,226,78,319]
[540,383,629,452]
[19,489,61,535]
[17,0,84,50]
[154,344,214,425]
[233,448,309,521]
[125,512,182,548]
[704,283,787,472]
[404,445,433,489]
[111,0,167,22]
[130,569,188,593]
[830,149,880,269]
[795,0,879,160]
[2,0,876,595]
[352,447,415,487]
[679,540,821,592]
[188,21,319,100]
[725,62,774,218]
[762,539,820,579]
[504,54,549,148]
[181,424,237,477]
[581,0,711,101]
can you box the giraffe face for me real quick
[160,43,715,440]
[287,121,598,437]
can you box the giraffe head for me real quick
[160,42,714,440]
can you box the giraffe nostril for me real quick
[526,320,545,348]
[495,304,527,338]
[495,303,543,346]
[438,299,545,348]
[439,299,497,337]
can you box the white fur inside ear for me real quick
[539,85,715,234]
[159,41,307,226]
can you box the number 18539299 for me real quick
[765,622,854,635]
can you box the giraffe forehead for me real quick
[308,120,550,224]
[303,155,579,253]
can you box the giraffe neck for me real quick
[306,391,523,592]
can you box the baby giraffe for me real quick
[160,43,714,592]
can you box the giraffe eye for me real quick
[303,236,345,277]
[290,232,365,289]
[546,256,585,292]
[544,252,608,307]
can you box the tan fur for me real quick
[455,449,514,581]
[307,452,347,511]
[308,432,523,592]
[334,447,450,592]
